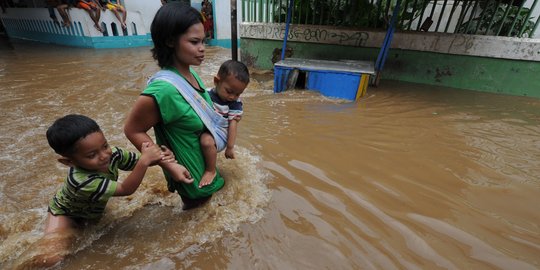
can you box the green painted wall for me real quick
[241,39,540,98]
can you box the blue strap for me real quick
[148,70,228,152]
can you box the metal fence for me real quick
[241,0,540,38]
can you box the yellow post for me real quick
[355,74,370,101]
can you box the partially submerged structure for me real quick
[239,0,540,98]
[1,0,539,97]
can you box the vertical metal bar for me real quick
[266,0,269,22]
[336,0,341,25]
[444,0,460,32]
[416,0,428,30]
[495,0,514,35]
[473,0,491,34]
[255,0,258,22]
[247,0,251,22]
[397,0,409,28]
[231,0,238,60]
[320,0,324,25]
[278,0,282,23]
[529,7,540,37]
[485,0,502,34]
[281,0,294,60]
[426,0,437,25]
[464,0,480,33]
[273,0,277,23]
[369,0,376,27]
[304,1,311,24]
[454,0,470,33]
[249,0,252,22]
[377,0,385,28]
[385,0,392,26]
[519,0,539,36]
[244,0,248,22]
[330,0,334,24]
[312,0,316,24]
[246,0,251,22]
[269,0,272,23]
[507,0,525,36]
[298,0,302,24]
[257,0,263,22]
[245,0,248,22]
[429,0,437,17]
[407,0,419,30]
[422,0,438,31]
[435,0,450,31]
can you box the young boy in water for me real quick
[40,114,182,267]
[199,60,250,188]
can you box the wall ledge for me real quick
[240,22,540,61]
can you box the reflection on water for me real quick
[0,40,539,269]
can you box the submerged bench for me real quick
[274,58,375,101]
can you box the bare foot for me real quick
[121,22,127,29]
[199,170,216,188]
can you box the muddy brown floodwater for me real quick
[0,39,539,269]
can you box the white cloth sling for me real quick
[148,70,228,152]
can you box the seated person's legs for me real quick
[107,3,127,29]
[57,4,71,26]
[77,1,102,32]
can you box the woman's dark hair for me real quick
[46,114,101,156]
[151,2,203,68]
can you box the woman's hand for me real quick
[161,162,193,184]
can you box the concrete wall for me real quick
[240,23,540,61]
[0,0,162,48]
[123,0,162,33]
[210,0,243,48]
[239,23,540,98]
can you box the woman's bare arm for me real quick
[124,96,193,183]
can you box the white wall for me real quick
[0,0,162,37]
[192,0,203,11]
[213,0,243,40]
[123,0,162,34]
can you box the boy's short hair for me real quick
[46,114,101,156]
[218,60,250,84]
[150,2,203,68]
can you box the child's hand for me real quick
[159,145,177,164]
[225,147,235,159]
[140,142,163,166]
[232,115,242,122]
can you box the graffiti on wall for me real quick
[240,23,369,47]
[239,23,540,61]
